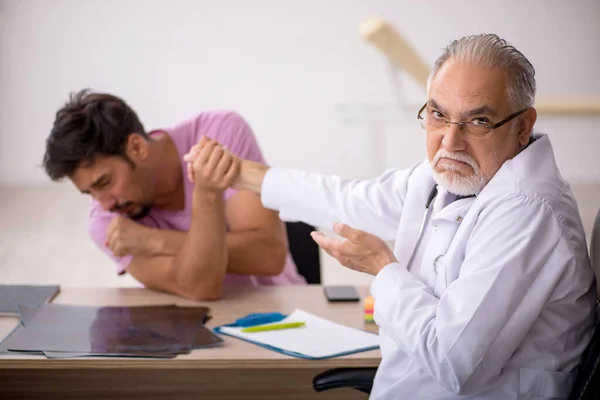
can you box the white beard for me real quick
[430,149,486,196]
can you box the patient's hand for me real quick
[183,137,240,192]
[184,138,270,194]
[106,216,158,257]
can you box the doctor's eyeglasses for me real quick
[417,103,528,139]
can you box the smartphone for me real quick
[323,285,360,302]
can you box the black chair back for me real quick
[568,305,600,400]
[568,208,600,400]
[591,208,600,298]
[286,221,321,284]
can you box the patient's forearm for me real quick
[172,189,228,300]
[149,229,186,256]
[148,226,286,276]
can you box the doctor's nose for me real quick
[442,124,468,152]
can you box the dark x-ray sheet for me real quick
[0,325,44,356]
[0,285,60,315]
[0,304,221,358]
[0,324,177,359]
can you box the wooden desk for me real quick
[0,285,380,399]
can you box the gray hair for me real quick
[428,34,536,111]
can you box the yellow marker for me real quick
[241,322,306,333]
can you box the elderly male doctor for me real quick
[185,34,596,399]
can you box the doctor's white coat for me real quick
[262,133,596,399]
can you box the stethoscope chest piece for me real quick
[433,253,446,274]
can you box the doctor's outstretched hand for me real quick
[311,223,398,276]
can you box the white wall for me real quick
[1,0,599,186]
[1,0,599,285]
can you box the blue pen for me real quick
[234,312,287,328]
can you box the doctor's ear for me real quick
[517,108,537,147]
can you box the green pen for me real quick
[241,321,306,333]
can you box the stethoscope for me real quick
[405,186,474,272]
[405,186,439,271]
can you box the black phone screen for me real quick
[323,286,360,302]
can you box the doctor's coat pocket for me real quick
[518,368,575,399]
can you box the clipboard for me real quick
[214,309,379,360]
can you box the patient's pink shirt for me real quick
[88,111,306,286]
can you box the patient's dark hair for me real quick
[43,89,147,181]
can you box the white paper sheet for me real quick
[219,309,379,359]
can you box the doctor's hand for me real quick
[310,223,398,276]
[183,137,240,192]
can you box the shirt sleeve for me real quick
[370,193,581,395]
[260,164,418,240]
[88,207,132,275]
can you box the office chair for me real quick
[590,207,600,299]
[313,367,377,394]
[567,207,600,400]
[285,221,321,284]
[314,208,600,399]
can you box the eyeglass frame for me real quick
[417,102,528,137]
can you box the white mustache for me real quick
[432,149,478,171]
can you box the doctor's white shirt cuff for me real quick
[261,167,290,212]
[370,262,405,300]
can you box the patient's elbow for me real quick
[181,282,223,302]
[191,290,222,302]
[188,288,222,302]
[262,243,287,276]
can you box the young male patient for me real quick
[42,90,305,300]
